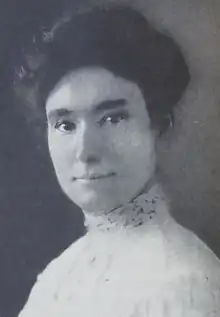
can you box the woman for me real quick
[14,4,220,316]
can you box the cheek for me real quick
[47,132,74,172]
[109,123,155,168]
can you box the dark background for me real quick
[0,1,84,316]
[1,0,220,316]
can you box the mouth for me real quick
[73,172,116,181]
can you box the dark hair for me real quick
[13,4,190,132]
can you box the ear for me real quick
[154,111,176,180]
[154,112,174,151]
[157,113,174,137]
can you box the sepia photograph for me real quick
[0,0,220,316]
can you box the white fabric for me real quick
[18,185,220,317]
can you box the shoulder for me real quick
[163,265,220,316]
[18,235,88,317]
[170,223,220,272]
[164,224,220,315]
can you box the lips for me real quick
[73,172,116,181]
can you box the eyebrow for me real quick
[94,98,127,112]
[47,98,127,121]
[47,108,73,121]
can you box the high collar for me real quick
[83,183,172,234]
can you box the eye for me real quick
[99,111,129,126]
[54,120,76,133]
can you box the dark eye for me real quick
[99,111,129,126]
[54,120,76,133]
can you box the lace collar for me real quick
[84,183,170,233]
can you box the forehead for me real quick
[46,67,143,114]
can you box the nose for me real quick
[75,121,101,164]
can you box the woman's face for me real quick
[46,67,156,213]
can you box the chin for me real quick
[64,187,126,214]
[59,175,149,214]
[72,195,121,214]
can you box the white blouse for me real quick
[18,184,220,317]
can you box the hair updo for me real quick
[13,4,190,133]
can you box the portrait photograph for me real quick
[0,0,220,316]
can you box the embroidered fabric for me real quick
[84,183,170,232]
[17,183,220,317]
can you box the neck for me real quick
[83,182,173,234]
